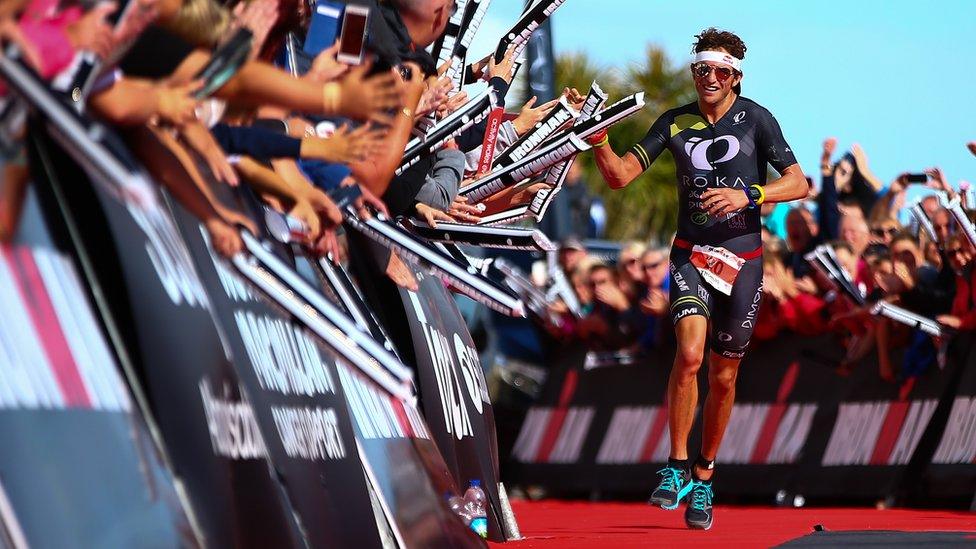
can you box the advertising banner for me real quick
[509,332,969,502]
[0,194,194,548]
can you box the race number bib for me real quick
[690,245,745,296]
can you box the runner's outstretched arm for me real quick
[593,145,644,190]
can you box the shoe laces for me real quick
[690,482,713,511]
[655,467,683,492]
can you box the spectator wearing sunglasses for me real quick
[937,234,976,331]
[617,241,648,301]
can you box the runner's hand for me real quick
[701,187,749,216]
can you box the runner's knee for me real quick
[675,342,705,373]
[708,364,739,394]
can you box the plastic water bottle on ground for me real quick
[463,480,488,538]
[447,493,471,526]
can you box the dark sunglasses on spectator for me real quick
[691,62,736,81]
[642,260,664,270]
[871,227,899,237]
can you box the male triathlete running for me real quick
[589,28,808,529]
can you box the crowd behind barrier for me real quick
[0,0,974,544]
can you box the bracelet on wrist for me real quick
[322,83,341,113]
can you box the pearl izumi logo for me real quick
[684,135,740,171]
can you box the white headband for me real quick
[694,51,742,72]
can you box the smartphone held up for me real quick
[303,1,370,66]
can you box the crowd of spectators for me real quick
[0,0,592,291]
[2,0,974,386]
[540,137,976,383]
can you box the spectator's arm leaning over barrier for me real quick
[87,76,199,127]
[455,45,517,152]
[346,64,426,196]
[413,146,465,212]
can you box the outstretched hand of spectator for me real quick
[925,167,955,197]
[563,87,586,111]
[205,217,243,257]
[512,96,559,136]
[821,137,836,175]
[232,0,279,60]
[301,187,343,230]
[418,74,453,117]
[314,229,342,262]
[436,90,469,119]
[487,44,518,83]
[850,143,871,172]
[180,120,239,186]
[339,178,388,220]
[937,315,962,329]
[447,196,482,223]
[415,203,455,228]
[307,123,386,164]
[156,79,203,127]
[306,42,350,83]
[336,61,402,125]
[288,197,322,243]
[65,2,116,59]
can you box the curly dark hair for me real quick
[692,27,747,60]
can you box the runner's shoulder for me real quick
[735,96,778,123]
[652,102,699,125]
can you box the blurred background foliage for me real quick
[550,45,696,242]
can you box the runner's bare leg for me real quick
[695,352,742,480]
[668,315,708,460]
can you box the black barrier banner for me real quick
[509,332,968,501]
[167,199,387,548]
[921,334,976,501]
[337,362,484,548]
[30,131,305,547]
[400,218,555,252]
[398,261,508,541]
[216,185,485,547]
[0,194,195,548]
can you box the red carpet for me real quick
[492,500,976,547]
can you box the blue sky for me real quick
[468,0,976,193]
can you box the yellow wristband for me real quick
[322,82,341,113]
[593,136,609,148]
[751,184,766,205]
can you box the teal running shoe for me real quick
[648,466,692,510]
[684,480,714,530]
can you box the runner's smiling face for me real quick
[692,48,742,106]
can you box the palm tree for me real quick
[553,45,696,242]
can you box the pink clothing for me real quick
[18,0,81,79]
